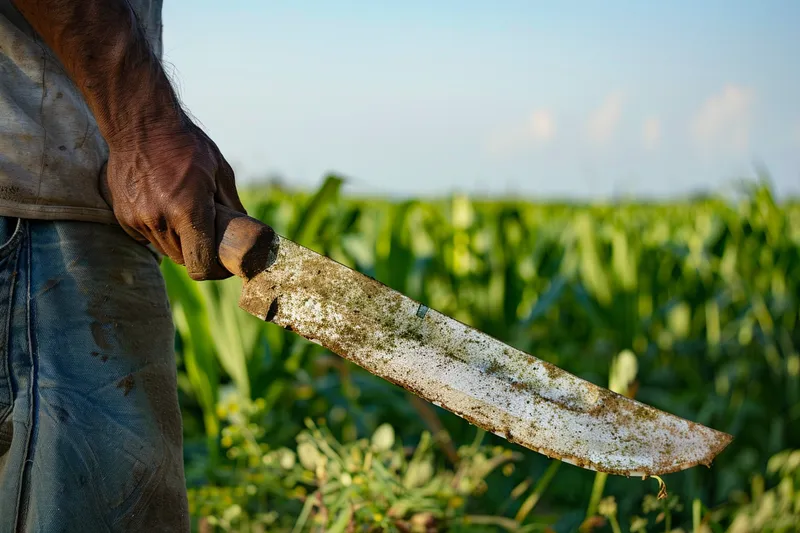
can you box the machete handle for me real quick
[215,204,278,280]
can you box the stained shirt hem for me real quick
[0,201,118,224]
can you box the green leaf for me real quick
[290,174,344,246]
[327,506,352,533]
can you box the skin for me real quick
[11,0,246,280]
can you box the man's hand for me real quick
[102,122,245,280]
[12,0,245,280]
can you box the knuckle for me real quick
[122,204,162,231]
[167,205,210,235]
[188,265,230,282]
[187,269,208,281]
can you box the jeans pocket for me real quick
[0,216,23,433]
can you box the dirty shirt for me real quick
[0,0,163,224]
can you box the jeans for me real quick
[0,217,188,532]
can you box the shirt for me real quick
[0,0,163,224]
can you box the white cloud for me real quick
[586,92,623,144]
[528,110,555,141]
[485,109,556,156]
[642,117,661,149]
[690,85,753,152]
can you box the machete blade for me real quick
[238,235,732,477]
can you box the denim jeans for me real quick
[0,217,188,532]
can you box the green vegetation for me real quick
[165,175,800,532]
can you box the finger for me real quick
[98,162,164,254]
[150,225,184,266]
[145,240,170,262]
[176,200,231,281]
[135,213,185,266]
[99,162,146,244]
[215,156,247,215]
[118,221,154,249]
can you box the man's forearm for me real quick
[11,0,185,150]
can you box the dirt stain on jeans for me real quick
[91,321,113,350]
[114,365,188,530]
[116,375,135,396]
[38,277,63,296]
[90,351,110,362]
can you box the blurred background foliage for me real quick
[162,174,800,532]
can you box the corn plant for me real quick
[164,175,800,531]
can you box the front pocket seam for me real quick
[0,218,23,262]
[0,237,21,423]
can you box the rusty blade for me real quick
[239,236,733,477]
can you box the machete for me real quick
[213,205,732,477]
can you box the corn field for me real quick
[163,175,800,532]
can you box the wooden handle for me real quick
[215,204,278,279]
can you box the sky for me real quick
[161,1,800,200]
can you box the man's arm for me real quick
[11,0,245,280]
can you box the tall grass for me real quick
[166,176,800,532]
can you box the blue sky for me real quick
[161,1,799,199]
